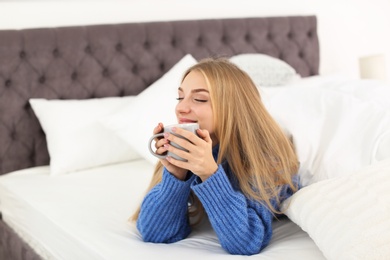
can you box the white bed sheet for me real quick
[0,159,325,260]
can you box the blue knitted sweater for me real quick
[136,145,296,255]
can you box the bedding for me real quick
[3,75,389,260]
[260,76,390,186]
[282,157,390,260]
[230,53,301,86]
[0,160,325,260]
[6,14,383,260]
[29,96,140,175]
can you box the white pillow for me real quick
[230,53,300,87]
[260,75,390,166]
[374,131,390,162]
[100,54,198,165]
[30,96,140,175]
[262,85,390,186]
[282,158,390,260]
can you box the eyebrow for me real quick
[178,87,209,93]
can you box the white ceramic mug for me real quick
[148,123,199,161]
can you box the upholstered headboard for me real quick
[0,16,319,175]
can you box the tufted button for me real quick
[119,89,125,96]
[102,68,109,77]
[52,49,60,57]
[171,39,176,47]
[245,34,251,42]
[29,151,35,163]
[143,41,150,49]
[10,131,16,140]
[38,76,46,84]
[89,94,96,99]
[159,62,165,71]
[267,33,273,40]
[287,32,293,38]
[299,51,304,58]
[85,45,92,54]
[5,79,12,87]
[24,102,31,110]
[132,65,138,73]
[307,31,313,37]
[71,72,78,80]
[197,37,203,45]
[221,35,228,43]
[19,51,26,59]
[115,43,122,52]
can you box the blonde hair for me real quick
[131,57,298,223]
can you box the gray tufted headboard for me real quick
[0,16,319,175]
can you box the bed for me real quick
[0,15,389,260]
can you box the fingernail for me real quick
[164,133,169,138]
[172,127,177,132]
[163,144,169,148]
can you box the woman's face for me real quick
[176,70,217,144]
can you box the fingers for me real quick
[156,146,168,156]
[165,128,211,151]
[153,122,164,135]
[163,127,217,181]
[163,133,194,153]
[163,143,188,160]
[196,129,212,144]
[155,138,168,155]
[153,122,164,145]
[163,129,210,162]
[165,148,218,181]
[151,123,168,155]
[165,155,187,169]
[169,127,205,146]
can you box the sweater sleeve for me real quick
[191,165,274,255]
[136,168,196,243]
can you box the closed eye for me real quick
[176,97,207,103]
[194,99,207,103]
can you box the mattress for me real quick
[0,159,325,259]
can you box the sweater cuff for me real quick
[191,165,243,206]
[160,168,196,200]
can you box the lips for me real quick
[179,118,197,124]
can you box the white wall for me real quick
[1,0,389,80]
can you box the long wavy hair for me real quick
[131,57,299,224]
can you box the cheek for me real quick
[200,109,214,132]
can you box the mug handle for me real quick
[148,133,167,159]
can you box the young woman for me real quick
[131,57,299,255]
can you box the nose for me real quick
[176,98,191,114]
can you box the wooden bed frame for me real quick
[0,16,319,259]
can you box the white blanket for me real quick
[0,160,324,260]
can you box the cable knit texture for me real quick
[137,146,296,255]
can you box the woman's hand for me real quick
[163,127,218,182]
[153,123,188,180]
